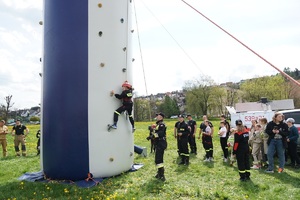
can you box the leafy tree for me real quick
[283,67,300,80]
[209,86,227,116]
[30,116,40,122]
[159,95,180,118]
[240,75,289,102]
[134,98,151,121]
[184,76,215,116]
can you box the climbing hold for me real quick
[98,3,102,8]
[131,30,134,33]
[123,47,126,51]
[130,152,133,157]
[122,68,126,72]
[100,63,105,67]
[132,58,135,62]
[98,31,103,37]
[109,157,114,162]
[39,21,43,25]
[120,18,124,23]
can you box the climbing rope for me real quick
[181,0,300,88]
[133,0,152,120]
[137,0,204,75]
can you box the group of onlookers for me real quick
[170,113,299,181]
[0,119,30,157]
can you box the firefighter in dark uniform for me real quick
[174,117,181,156]
[233,119,251,181]
[110,81,135,132]
[11,119,29,156]
[153,112,167,181]
[187,114,197,154]
[177,114,190,165]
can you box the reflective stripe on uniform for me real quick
[114,111,121,115]
[239,170,246,173]
[180,153,190,157]
[156,163,164,168]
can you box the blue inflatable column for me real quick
[41,0,134,181]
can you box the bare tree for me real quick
[1,95,14,122]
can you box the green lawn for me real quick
[0,121,300,200]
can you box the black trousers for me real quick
[203,136,213,158]
[178,137,189,156]
[220,137,229,159]
[114,104,134,127]
[288,142,300,165]
[177,136,180,154]
[155,140,167,165]
[188,134,197,153]
[236,149,250,178]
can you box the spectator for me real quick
[233,120,251,181]
[218,121,228,162]
[259,118,269,167]
[250,124,263,169]
[265,113,289,173]
[286,118,300,168]
[12,119,29,156]
[187,114,197,154]
[0,120,9,157]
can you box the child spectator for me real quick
[227,128,236,166]
[259,118,268,167]
[203,120,214,162]
[218,121,228,162]
[250,124,263,169]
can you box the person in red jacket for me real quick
[110,81,135,132]
[233,119,251,181]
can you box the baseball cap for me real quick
[235,119,243,126]
[156,112,165,118]
[178,114,184,118]
[286,118,295,124]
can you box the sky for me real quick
[0,0,300,109]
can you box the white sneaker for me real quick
[204,158,210,162]
[251,165,260,169]
[224,158,228,162]
[209,157,214,162]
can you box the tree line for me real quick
[134,71,300,121]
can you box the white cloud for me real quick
[0,0,300,107]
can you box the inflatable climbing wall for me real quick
[41,0,134,180]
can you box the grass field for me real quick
[0,121,300,200]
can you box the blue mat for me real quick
[18,164,144,188]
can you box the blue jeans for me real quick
[267,139,285,170]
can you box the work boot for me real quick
[158,167,165,181]
[178,156,185,165]
[184,156,190,166]
[155,169,159,179]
